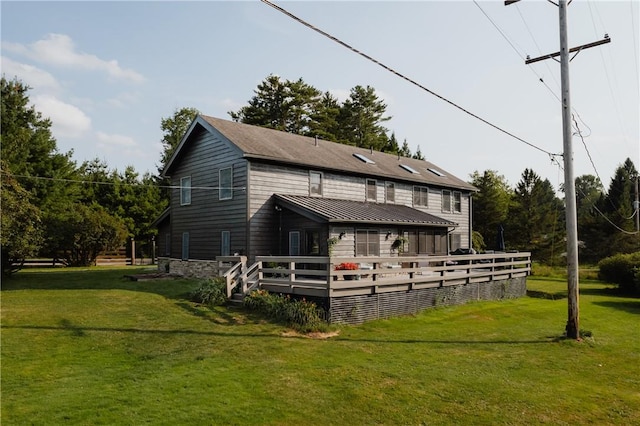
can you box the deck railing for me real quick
[250,252,531,298]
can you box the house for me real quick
[158,115,477,272]
[156,115,530,323]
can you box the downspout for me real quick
[469,192,473,250]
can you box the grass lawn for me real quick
[2,267,639,425]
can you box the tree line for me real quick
[1,77,166,273]
[2,74,637,275]
[471,160,639,264]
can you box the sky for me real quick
[2,0,638,191]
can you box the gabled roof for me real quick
[274,194,457,227]
[165,115,476,192]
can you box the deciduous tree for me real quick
[158,107,200,174]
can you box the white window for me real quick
[453,191,462,213]
[385,182,395,203]
[180,176,191,206]
[366,179,377,201]
[181,232,189,260]
[310,171,322,196]
[413,186,429,207]
[442,190,452,212]
[219,167,232,200]
[221,231,230,256]
[356,230,380,256]
[289,231,300,256]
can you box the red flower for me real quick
[335,262,359,271]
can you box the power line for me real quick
[473,0,562,104]
[0,170,247,192]
[261,0,558,158]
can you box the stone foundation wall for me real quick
[158,258,223,278]
[328,277,527,325]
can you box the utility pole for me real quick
[506,0,610,339]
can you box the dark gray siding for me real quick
[169,125,248,260]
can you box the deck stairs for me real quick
[224,259,260,304]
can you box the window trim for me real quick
[385,181,395,204]
[180,176,192,206]
[219,167,233,200]
[309,171,323,196]
[181,232,189,260]
[442,189,452,212]
[355,229,380,257]
[366,179,377,202]
[221,231,230,256]
[453,191,462,213]
[289,231,301,256]
[413,185,429,207]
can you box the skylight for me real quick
[427,168,446,177]
[400,164,420,174]
[353,153,375,164]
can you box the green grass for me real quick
[2,267,639,425]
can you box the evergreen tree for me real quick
[574,174,606,262]
[308,91,341,142]
[412,145,424,160]
[507,168,565,263]
[600,158,639,255]
[399,139,412,158]
[337,85,390,150]
[469,170,512,251]
[383,131,400,154]
[229,74,321,135]
[0,77,78,209]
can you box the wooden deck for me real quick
[225,253,531,299]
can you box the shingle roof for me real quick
[194,115,476,192]
[274,194,457,227]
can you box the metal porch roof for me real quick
[274,194,457,227]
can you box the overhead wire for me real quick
[0,170,247,192]
[261,0,559,158]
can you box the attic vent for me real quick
[400,164,420,174]
[353,153,375,164]
[427,168,446,177]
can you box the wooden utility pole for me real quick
[506,0,610,339]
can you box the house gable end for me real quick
[163,116,244,177]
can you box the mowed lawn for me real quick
[2,267,639,425]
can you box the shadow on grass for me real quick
[1,268,199,300]
[527,290,567,300]
[2,321,556,345]
[592,300,640,315]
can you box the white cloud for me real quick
[4,34,144,83]
[96,131,137,149]
[107,92,139,109]
[1,56,60,90]
[31,94,91,138]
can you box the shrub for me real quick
[243,289,327,332]
[598,252,640,294]
[189,277,228,306]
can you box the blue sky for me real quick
[2,0,638,191]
